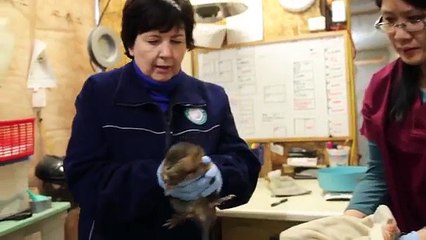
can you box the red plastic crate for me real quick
[0,117,35,163]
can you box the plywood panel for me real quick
[263,0,322,41]
[23,1,94,165]
[35,0,95,30]
[32,0,94,157]
[0,0,94,190]
[0,0,39,193]
[0,0,34,120]
[99,0,128,68]
[34,31,90,156]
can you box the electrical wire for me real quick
[90,0,115,73]
[97,0,112,26]
[89,59,96,72]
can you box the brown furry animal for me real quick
[161,142,235,240]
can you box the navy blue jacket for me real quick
[64,62,261,240]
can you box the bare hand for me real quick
[382,219,399,240]
[344,209,367,218]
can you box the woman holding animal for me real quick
[63,0,260,239]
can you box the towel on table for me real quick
[280,205,396,240]
[267,171,311,197]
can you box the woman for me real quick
[345,0,426,238]
[64,0,260,239]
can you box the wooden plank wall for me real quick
[33,0,94,157]
[0,0,94,188]
[263,0,321,41]
[0,0,35,121]
[99,0,128,67]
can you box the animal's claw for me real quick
[163,214,186,229]
[163,219,177,229]
[209,194,236,208]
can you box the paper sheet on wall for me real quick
[27,39,57,89]
[225,0,264,44]
[32,88,47,108]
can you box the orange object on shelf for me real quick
[0,117,35,163]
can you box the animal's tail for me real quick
[201,220,216,240]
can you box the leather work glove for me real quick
[157,156,223,201]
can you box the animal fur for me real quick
[161,142,235,240]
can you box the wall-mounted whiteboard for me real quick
[196,33,351,140]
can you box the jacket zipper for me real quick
[164,103,206,150]
[88,220,95,240]
[164,105,174,150]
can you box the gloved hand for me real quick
[157,156,222,201]
[157,160,166,190]
[399,231,420,240]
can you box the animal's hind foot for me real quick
[163,214,186,229]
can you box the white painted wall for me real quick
[182,52,193,76]
[351,0,396,164]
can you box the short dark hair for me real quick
[375,0,426,9]
[374,0,426,121]
[121,0,195,59]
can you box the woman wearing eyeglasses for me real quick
[344,0,426,239]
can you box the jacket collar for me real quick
[113,62,206,107]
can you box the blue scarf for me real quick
[133,61,182,112]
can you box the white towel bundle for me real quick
[280,205,397,240]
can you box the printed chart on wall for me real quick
[197,34,350,139]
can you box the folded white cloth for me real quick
[267,171,311,197]
[280,205,396,240]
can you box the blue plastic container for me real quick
[317,166,367,192]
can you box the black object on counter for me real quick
[35,155,77,209]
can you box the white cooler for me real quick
[0,159,30,220]
[0,117,34,220]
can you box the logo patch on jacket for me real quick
[185,108,207,125]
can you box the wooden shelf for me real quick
[194,30,350,53]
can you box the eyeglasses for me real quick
[374,15,426,33]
